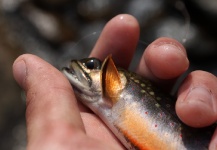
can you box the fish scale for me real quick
[117,69,213,149]
[62,55,215,150]
[123,69,177,117]
[116,70,181,149]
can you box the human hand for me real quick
[13,14,217,150]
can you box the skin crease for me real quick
[12,14,217,150]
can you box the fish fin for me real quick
[101,55,122,104]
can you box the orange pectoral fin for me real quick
[101,55,122,104]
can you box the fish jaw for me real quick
[62,60,102,104]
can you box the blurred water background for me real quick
[1,0,217,149]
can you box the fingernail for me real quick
[13,59,27,89]
[185,87,213,108]
[155,41,185,55]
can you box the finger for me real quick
[81,112,125,149]
[209,128,217,150]
[90,14,140,69]
[136,37,189,81]
[176,70,217,127]
[13,54,85,149]
[81,14,139,112]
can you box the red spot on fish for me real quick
[155,124,157,128]
[158,112,163,118]
[170,122,174,128]
[131,87,135,91]
[158,112,165,118]
[180,134,182,138]
[145,111,148,115]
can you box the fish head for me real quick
[62,57,102,103]
[62,55,126,108]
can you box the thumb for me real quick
[176,71,217,128]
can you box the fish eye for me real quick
[83,58,101,70]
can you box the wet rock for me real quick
[188,0,217,16]
[185,0,217,36]
[21,3,77,43]
[124,0,165,27]
[77,0,122,20]
[0,0,27,12]
[0,16,26,150]
[32,0,74,10]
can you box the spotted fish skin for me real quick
[62,56,215,150]
[116,68,214,150]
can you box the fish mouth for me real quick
[62,61,93,96]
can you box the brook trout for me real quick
[62,55,215,150]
